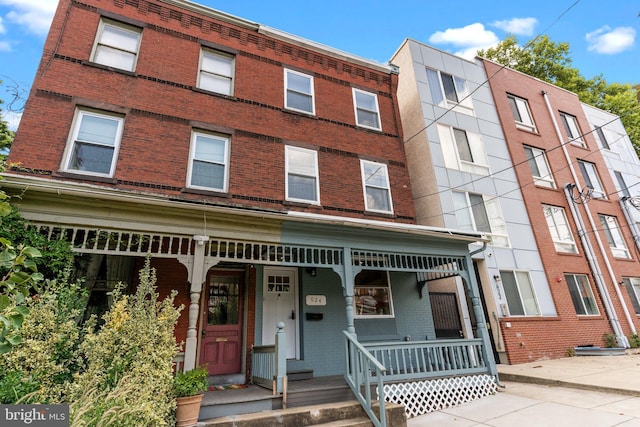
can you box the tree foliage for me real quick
[479,35,640,156]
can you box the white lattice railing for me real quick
[384,375,497,417]
[363,339,489,382]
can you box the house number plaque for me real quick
[305,295,326,306]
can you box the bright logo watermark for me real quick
[1,405,69,426]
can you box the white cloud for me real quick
[0,0,57,36]
[586,26,636,54]
[3,110,21,131]
[491,17,538,36]
[428,23,500,59]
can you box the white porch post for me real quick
[183,236,208,371]
[343,247,356,334]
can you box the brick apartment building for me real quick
[3,0,499,415]
[481,59,640,362]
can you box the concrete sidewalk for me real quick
[496,350,640,396]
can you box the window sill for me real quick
[514,123,538,134]
[54,171,117,184]
[500,316,560,322]
[192,87,237,101]
[82,60,137,77]
[181,187,230,198]
[283,108,317,118]
[283,200,322,209]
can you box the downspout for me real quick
[542,91,631,345]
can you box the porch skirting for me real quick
[382,374,497,418]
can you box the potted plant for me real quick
[173,366,208,427]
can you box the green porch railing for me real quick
[363,338,489,381]
[344,331,387,427]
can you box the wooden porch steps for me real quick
[199,400,407,427]
[288,368,314,381]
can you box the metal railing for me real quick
[363,338,488,382]
[344,331,387,427]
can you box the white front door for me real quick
[262,267,299,359]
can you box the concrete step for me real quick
[315,417,373,426]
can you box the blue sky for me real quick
[0,0,638,131]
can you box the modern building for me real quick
[3,0,498,421]
[481,58,639,361]
[391,39,556,364]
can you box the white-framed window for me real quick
[559,112,584,146]
[91,19,142,72]
[187,131,230,192]
[543,205,578,254]
[578,160,606,199]
[354,270,394,318]
[360,160,393,214]
[500,270,540,316]
[285,146,319,204]
[622,277,640,315]
[438,124,489,175]
[599,214,630,258]
[523,145,555,188]
[63,109,124,177]
[198,49,234,95]
[614,171,631,198]
[284,69,315,114]
[352,88,381,131]
[425,67,473,113]
[452,192,509,247]
[593,126,610,150]
[565,273,599,316]
[507,94,536,132]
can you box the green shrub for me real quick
[602,332,618,348]
[69,257,183,427]
[173,366,208,398]
[628,333,640,349]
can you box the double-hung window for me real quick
[187,131,229,192]
[565,273,599,316]
[594,126,610,150]
[559,112,584,146]
[622,277,640,315]
[507,94,536,132]
[578,160,606,199]
[354,270,394,318]
[91,19,142,72]
[599,214,630,258]
[452,192,509,247]
[614,171,631,198]
[198,49,234,95]
[285,146,319,204]
[425,68,473,113]
[360,160,393,214]
[542,205,578,253]
[523,146,555,188]
[500,271,540,316]
[352,88,381,131]
[284,69,314,114]
[64,109,124,177]
[438,124,489,175]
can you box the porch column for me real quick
[343,247,356,334]
[463,256,497,377]
[183,236,208,371]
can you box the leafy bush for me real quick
[69,257,183,427]
[173,366,208,398]
[629,333,640,349]
[602,332,618,348]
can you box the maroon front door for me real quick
[200,270,244,375]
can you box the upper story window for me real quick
[523,146,555,188]
[577,160,606,199]
[438,124,489,175]
[452,192,509,247]
[622,277,640,315]
[594,126,610,150]
[559,112,584,146]
[425,68,473,114]
[507,94,536,132]
[352,88,381,131]
[284,69,315,114]
[187,131,229,192]
[198,49,234,95]
[285,146,319,204]
[565,273,599,316]
[614,171,631,198]
[360,160,393,214]
[63,109,124,177]
[354,270,394,318]
[500,270,540,316]
[91,19,142,72]
[542,205,577,254]
[599,214,630,259]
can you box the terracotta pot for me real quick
[175,394,204,427]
